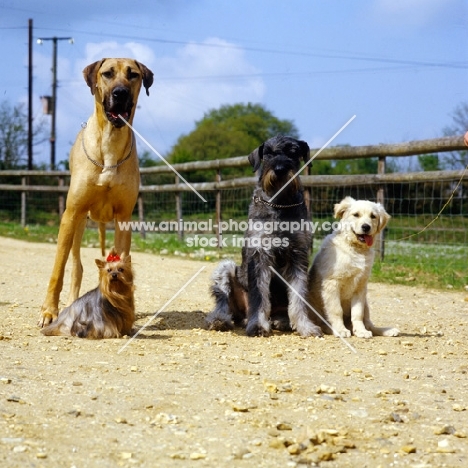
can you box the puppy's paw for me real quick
[382,327,400,337]
[333,328,351,338]
[354,328,373,339]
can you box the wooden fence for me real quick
[0,135,466,257]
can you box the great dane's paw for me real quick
[333,327,352,338]
[354,328,373,339]
[38,309,57,328]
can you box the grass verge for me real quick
[0,222,466,290]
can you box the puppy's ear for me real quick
[135,61,154,96]
[248,143,264,172]
[123,255,132,264]
[298,140,310,164]
[95,259,106,269]
[83,59,106,95]
[376,204,391,233]
[334,196,355,219]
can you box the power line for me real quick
[33,26,468,70]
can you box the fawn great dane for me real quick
[39,58,153,326]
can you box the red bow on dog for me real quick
[106,253,121,263]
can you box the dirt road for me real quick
[0,237,467,467]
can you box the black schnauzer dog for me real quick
[205,135,322,337]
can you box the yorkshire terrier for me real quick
[41,249,135,339]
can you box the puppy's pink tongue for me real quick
[364,235,373,247]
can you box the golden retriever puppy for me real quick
[308,196,399,338]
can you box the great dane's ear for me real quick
[135,61,154,96]
[298,139,310,164]
[334,196,355,219]
[83,59,106,95]
[248,143,264,172]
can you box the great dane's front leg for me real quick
[66,216,87,306]
[114,215,134,257]
[39,209,83,326]
[245,255,272,337]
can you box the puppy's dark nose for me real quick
[361,223,371,233]
[112,272,118,279]
[112,86,129,100]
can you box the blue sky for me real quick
[1,0,467,168]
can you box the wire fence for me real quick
[0,135,467,288]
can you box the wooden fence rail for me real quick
[0,135,465,178]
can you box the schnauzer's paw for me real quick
[353,328,373,339]
[271,318,292,332]
[246,321,270,337]
[333,327,352,338]
[297,322,323,338]
[204,318,234,332]
[381,327,400,337]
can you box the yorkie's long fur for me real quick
[41,249,135,339]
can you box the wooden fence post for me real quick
[376,156,386,261]
[303,162,311,217]
[175,174,183,240]
[215,167,222,249]
[21,176,27,227]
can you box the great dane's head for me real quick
[83,58,154,128]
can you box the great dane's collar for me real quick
[81,127,135,170]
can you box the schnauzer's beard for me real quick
[261,169,301,198]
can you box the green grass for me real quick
[0,222,466,290]
[371,241,467,290]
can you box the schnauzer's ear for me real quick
[298,140,310,164]
[248,143,264,172]
[83,59,106,96]
[95,259,106,269]
[334,196,355,219]
[135,61,154,96]
[376,204,391,233]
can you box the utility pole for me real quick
[28,19,33,170]
[37,36,73,170]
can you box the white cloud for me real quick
[149,37,265,125]
[371,0,459,28]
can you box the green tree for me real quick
[418,154,440,171]
[0,100,47,169]
[167,103,299,180]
